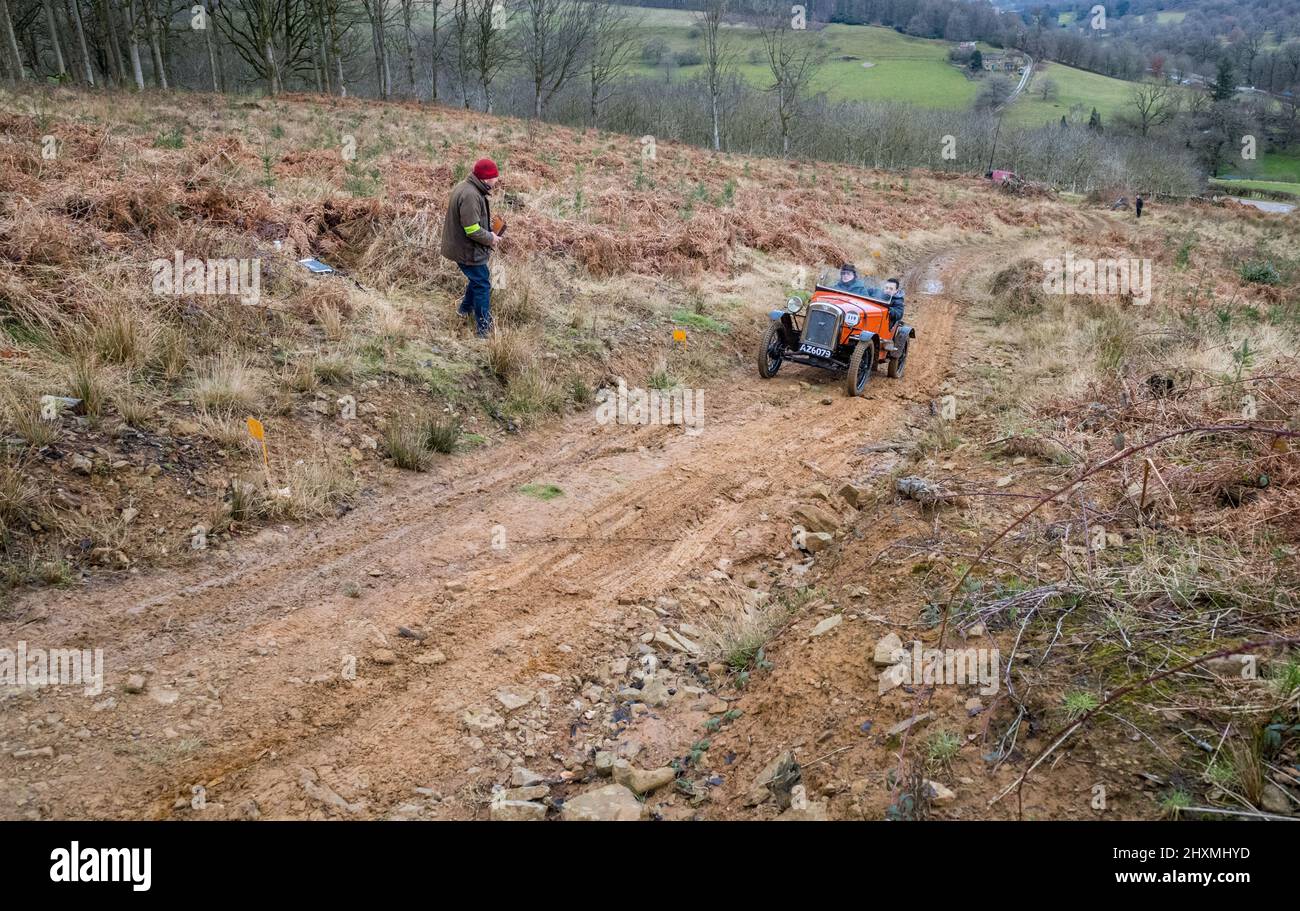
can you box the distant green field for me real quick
[630,16,982,109]
[1221,149,1300,185]
[1209,178,1300,198]
[1003,62,1186,128]
[1155,11,1187,24]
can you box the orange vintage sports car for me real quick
[756,267,916,396]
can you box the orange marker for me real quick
[246,418,270,471]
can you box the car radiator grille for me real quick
[802,308,839,350]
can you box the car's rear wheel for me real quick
[846,339,875,396]
[757,322,785,378]
[887,335,909,378]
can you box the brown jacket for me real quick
[440,175,495,266]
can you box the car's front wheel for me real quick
[757,322,785,378]
[846,339,875,396]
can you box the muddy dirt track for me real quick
[1,248,981,820]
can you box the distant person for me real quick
[1135,194,1144,219]
[835,263,867,295]
[1111,195,1128,210]
[440,158,502,337]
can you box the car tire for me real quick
[888,336,908,378]
[846,339,875,396]
[757,322,784,379]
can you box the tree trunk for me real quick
[429,4,439,101]
[202,2,219,91]
[264,37,280,94]
[710,91,720,152]
[124,0,145,90]
[0,0,25,81]
[144,0,166,88]
[402,0,415,97]
[66,0,95,85]
[43,0,68,77]
[100,0,124,85]
[370,13,385,98]
[313,3,331,94]
[328,6,345,96]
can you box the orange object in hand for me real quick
[492,215,507,236]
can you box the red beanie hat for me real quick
[472,158,499,180]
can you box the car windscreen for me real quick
[816,266,895,302]
[815,282,892,304]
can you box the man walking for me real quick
[441,158,501,337]
[1135,193,1144,219]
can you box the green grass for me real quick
[1220,149,1300,185]
[519,483,564,501]
[1209,178,1300,199]
[671,309,729,333]
[631,19,981,109]
[1004,62,1184,128]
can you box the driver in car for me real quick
[835,263,867,296]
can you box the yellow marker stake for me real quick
[246,417,270,471]
[673,328,687,347]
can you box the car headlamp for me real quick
[785,297,803,314]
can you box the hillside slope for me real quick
[1,87,1297,822]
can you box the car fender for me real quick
[896,324,915,341]
[767,309,785,320]
[853,331,879,352]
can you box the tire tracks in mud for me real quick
[0,242,1006,820]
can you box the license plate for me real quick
[799,344,832,358]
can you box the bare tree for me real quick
[123,0,146,90]
[465,0,511,113]
[361,0,392,98]
[757,0,821,156]
[1128,81,1179,136]
[400,0,416,95]
[585,0,637,125]
[143,0,166,88]
[200,0,224,91]
[1036,76,1057,102]
[975,76,1012,111]
[0,0,22,82]
[426,0,451,101]
[451,0,471,107]
[219,0,322,95]
[41,0,67,78]
[699,0,735,151]
[97,0,125,86]
[514,0,587,118]
[65,0,95,84]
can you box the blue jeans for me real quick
[457,263,492,337]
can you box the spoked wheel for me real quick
[845,340,875,396]
[757,322,785,378]
[887,337,909,378]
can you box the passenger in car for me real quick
[882,278,905,328]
